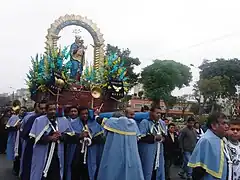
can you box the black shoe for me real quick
[178,172,186,179]
[12,170,18,176]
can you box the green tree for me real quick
[140,60,192,105]
[138,91,144,99]
[192,82,207,115]
[106,44,141,89]
[198,76,230,113]
[189,103,200,115]
[193,83,201,104]
[164,95,177,115]
[177,94,191,117]
[199,58,240,95]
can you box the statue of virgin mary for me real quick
[70,35,87,81]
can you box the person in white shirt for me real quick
[226,119,240,180]
[194,122,204,141]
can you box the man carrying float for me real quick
[5,101,27,176]
[29,102,75,180]
[66,107,104,180]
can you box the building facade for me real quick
[133,84,143,95]
[14,88,34,107]
[129,98,194,116]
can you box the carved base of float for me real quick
[31,84,119,112]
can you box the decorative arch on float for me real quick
[45,14,105,71]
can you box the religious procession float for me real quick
[26,14,128,112]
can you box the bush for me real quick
[196,115,208,125]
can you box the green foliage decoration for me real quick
[26,47,71,95]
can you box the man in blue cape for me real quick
[124,108,135,119]
[188,112,229,180]
[97,111,144,180]
[20,103,38,134]
[138,106,166,180]
[19,102,39,177]
[64,105,79,179]
[20,100,47,180]
[67,106,80,123]
[66,106,104,180]
[29,102,74,180]
[6,106,27,176]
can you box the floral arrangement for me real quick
[101,52,129,91]
[26,47,71,96]
[81,52,129,91]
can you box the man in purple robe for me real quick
[20,100,47,180]
[29,102,75,180]
[6,106,27,176]
[20,103,38,130]
[66,107,104,180]
[19,102,39,177]
[67,106,80,123]
[64,105,79,179]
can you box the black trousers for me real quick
[151,153,157,180]
[63,144,68,180]
[21,140,34,180]
[165,155,174,179]
[71,162,89,180]
[13,140,22,176]
[42,153,61,180]
[151,169,157,180]
[13,156,20,175]
[0,131,7,153]
[71,145,90,180]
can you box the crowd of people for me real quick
[0,101,239,180]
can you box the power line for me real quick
[158,30,240,58]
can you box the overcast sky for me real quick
[1,0,240,96]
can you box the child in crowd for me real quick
[226,120,240,180]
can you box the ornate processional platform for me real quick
[27,14,128,111]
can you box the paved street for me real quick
[0,154,181,180]
[171,166,182,180]
[0,154,15,180]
